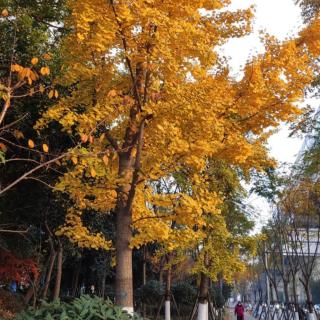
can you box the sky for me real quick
[223,0,309,229]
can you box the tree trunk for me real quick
[100,265,107,298]
[291,273,300,320]
[115,152,134,314]
[305,283,313,313]
[115,155,134,313]
[53,243,63,300]
[283,280,290,320]
[42,249,57,299]
[24,277,40,306]
[71,258,81,297]
[159,268,164,285]
[198,273,209,320]
[115,205,133,312]
[165,266,172,320]
[142,246,147,318]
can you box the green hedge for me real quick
[14,295,142,320]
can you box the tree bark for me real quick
[115,119,145,313]
[71,258,81,297]
[115,205,133,311]
[198,273,209,320]
[42,249,57,299]
[115,154,134,312]
[52,242,63,300]
[24,277,40,306]
[142,246,147,318]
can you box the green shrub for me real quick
[172,281,197,306]
[136,280,164,306]
[14,295,143,320]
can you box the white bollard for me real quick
[198,302,209,320]
[122,306,134,316]
[165,300,171,320]
[307,312,317,320]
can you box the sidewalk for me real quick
[225,307,256,320]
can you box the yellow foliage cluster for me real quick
[56,209,112,250]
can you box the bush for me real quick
[0,289,24,320]
[14,295,143,320]
[172,281,197,306]
[136,280,164,306]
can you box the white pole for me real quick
[198,302,208,320]
[165,300,171,320]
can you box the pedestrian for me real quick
[235,301,245,320]
[9,281,17,293]
[90,284,95,296]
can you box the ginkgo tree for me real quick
[37,0,320,314]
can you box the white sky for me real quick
[224,0,308,229]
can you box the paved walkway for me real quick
[225,308,256,320]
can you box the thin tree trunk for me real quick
[159,268,164,285]
[142,246,147,318]
[24,277,40,306]
[101,261,107,298]
[24,283,35,306]
[165,266,172,320]
[71,259,81,297]
[42,250,57,299]
[283,280,289,304]
[198,273,209,320]
[53,243,63,300]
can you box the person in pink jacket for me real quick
[235,301,245,320]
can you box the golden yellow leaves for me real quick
[43,53,52,60]
[0,143,7,152]
[102,155,109,166]
[81,134,88,143]
[13,130,24,140]
[1,9,8,17]
[48,89,58,99]
[40,66,50,76]
[56,210,112,250]
[28,139,35,149]
[27,139,49,153]
[10,60,51,90]
[107,89,117,98]
[31,57,39,65]
[71,156,78,165]
[11,64,38,85]
[90,168,96,178]
[39,85,45,93]
[42,144,49,153]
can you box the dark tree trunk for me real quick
[42,249,57,299]
[292,273,298,310]
[71,258,81,297]
[199,273,209,304]
[53,243,63,300]
[142,246,147,318]
[283,280,289,304]
[24,277,40,306]
[100,263,107,298]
